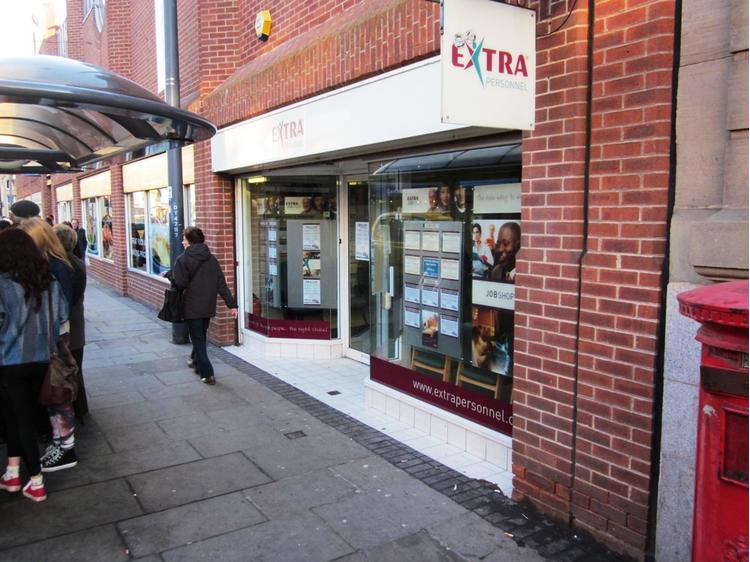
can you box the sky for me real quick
[0,0,65,57]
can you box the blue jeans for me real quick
[186,318,213,378]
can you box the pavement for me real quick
[0,280,623,561]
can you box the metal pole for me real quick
[164,0,188,344]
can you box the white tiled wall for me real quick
[364,380,513,473]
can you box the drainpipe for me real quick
[164,0,188,344]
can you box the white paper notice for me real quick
[441,231,461,254]
[404,230,421,250]
[440,316,459,338]
[440,289,459,311]
[302,223,321,251]
[268,230,277,242]
[355,222,370,261]
[421,287,440,307]
[405,308,421,328]
[269,263,278,276]
[268,246,277,259]
[404,255,421,276]
[441,258,460,280]
[422,231,440,252]
[303,279,322,305]
[405,284,421,304]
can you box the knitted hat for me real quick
[10,200,40,219]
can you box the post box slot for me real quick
[701,367,749,398]
[722,408,749,486]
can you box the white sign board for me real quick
[441,0,536,130]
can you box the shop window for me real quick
[57,201,72,224]
[126,188,171,276]
[240,176,338,340]
[82,196,113,260]
[368,144,521,435]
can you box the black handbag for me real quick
[39,292,79,406]
[157,286,185,323]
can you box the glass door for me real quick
[343,178,371,362]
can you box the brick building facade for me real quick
[14,1,747,561]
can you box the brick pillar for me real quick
[66,0,84,61]
[72,177,82,221]
[513,1,676,560]
[109,164,128,295]
[107,0,132,78]
[193,140,237,347]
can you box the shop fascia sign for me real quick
[441,0,536,130]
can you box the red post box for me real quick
[678,280,748,562]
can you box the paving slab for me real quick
[243,467,359,518]
[160,513,354,562]
[118,491,267,557]
[0,479,142,549]
[126,452,272,512]
[0,525,130,562]
[335,529,469,562]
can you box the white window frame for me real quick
[82,195,114,262]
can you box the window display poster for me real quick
[303,279,322,305]
[303,251,321,278]
[473,183,522,214]
[405,284,421,304]
[471,305,513,376]
[402,187,437,213]
[470,219,520,283]
[302,223,321,251]
[268,246,277,259]
[269,262,278,276]
[441,231,461,254]
[421,309,439,349]
[422,257,440,278]
[268,229,277,242]
[440,315,459,338]
[405,308,420,328]
[421,286,440,307]
[404,230,421,250]
[421,230,440,252]
[285,197,305,215]
[404,255,422,276]
[440,288,460,311]
[440,258,460,281]
[355,222,370,261]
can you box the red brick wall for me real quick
[178,0,200,104]
[66,0,84,61]
[200,0,440,127]
[513,1,675,559]
[107,0,133,77]
[130,0,158,94]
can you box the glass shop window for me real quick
[126,188,171,276]
[368,144,521,434]
[240,175,338,340]
[82,196,113,261]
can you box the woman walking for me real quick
[166,227,238,385]
[0,229,68,502]
[18,218,78,471]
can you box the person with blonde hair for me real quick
[18,218,79,472]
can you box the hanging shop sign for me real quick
[441,0,536,130]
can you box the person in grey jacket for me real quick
[0,228,68,502]
[165,227,238,386]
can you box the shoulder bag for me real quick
[39,290,79,406]
[157,259,205,323]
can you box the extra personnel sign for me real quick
[441,0,536,131]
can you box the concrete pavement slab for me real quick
[334,529,469,562]
[0,479,142,549]
[0,525,130,562]
[243,467,359,518]
[118,491,267,557]
[187,424,289,458]
[126,452,271,512]
[157,412,221,440]
[160,513,354,562]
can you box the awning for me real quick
[0,55,216,174]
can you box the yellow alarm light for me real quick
[255,10,272,41]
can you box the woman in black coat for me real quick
[166,227,238,385]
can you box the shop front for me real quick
[213,57,520,460]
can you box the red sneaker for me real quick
[22,481,47,502]
[0,474,21,493]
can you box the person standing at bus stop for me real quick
[165,227,238,386]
